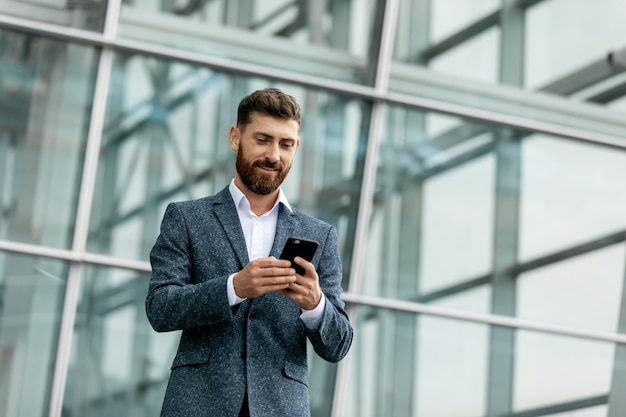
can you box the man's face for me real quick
[230,112,300,195]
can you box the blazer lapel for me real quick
[212,187,249,267]
[270,204,298,257]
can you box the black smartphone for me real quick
[279,237,319,275]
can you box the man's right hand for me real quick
[233,257,297,299]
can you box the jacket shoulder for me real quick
[290,207,334,234]
[167,187,230,213]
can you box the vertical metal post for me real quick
[486,2,525,415]
[332,0,400,416]
[607,245,626,417]
[486,130,522,416]
[47,1,121,416]
[500,0,525,86]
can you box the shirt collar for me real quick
[229,179,293,214]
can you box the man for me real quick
[146,88,353,417]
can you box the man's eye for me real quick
[281,143,293,148]
[256,138,267,143]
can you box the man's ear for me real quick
[229,125,239,151]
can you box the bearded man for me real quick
[146,88,353,417]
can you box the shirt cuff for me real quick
[300,294,326,330]
[227,273,246,306]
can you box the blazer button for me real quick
[249,312,259,320]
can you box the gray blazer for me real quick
[146,186,353,417]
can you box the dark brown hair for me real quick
[237,88,302,130]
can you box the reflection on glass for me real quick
[88,52,369,282]
[419,154,495,292]
[525,0,626,89]
[429,0,500,43]
[608,94,626,113]
[518,244,625,334]
[63,265,178,417]
[392,0,499,84]
[392,0,626,115]
[363,106,495,300]
[519,135,626,261]
[342,307,488,417]
[364,105,626,347]
[117,0,383,84]
[0,28,97,249]
[0,0,106,31]
[514,331,614,413]
[428,27,499,85]
[0,251,67,417]
[342,307,625,416]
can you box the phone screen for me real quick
[279,237,318,275]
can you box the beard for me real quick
[235,146,291,195]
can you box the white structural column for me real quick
[47,1,121,415]
[332,0,400,415]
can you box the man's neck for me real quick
[234,178,279,216]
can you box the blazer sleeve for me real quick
[145,202,233,332]
[305,225,354,363]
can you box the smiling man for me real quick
[146,88,354,417]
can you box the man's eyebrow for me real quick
[254,131,296,141]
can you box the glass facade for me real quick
[1,1,626,416]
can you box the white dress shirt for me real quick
[227,179,325,330]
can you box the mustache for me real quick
[254,160,283,171]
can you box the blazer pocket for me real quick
[283,361,309,387]
[171,347,210,370]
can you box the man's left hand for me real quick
[278,257,322,310]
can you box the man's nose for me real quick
[265,142,280,163]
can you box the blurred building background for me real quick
[1,0,626,416]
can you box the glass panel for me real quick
[117,0,384,85]
[342,307,489,417]
[518,243,625,334]
[88,51,370,285]
[0,28,97,249]
[608,94,626,112]
[0,251,68,417]
[342,306,624,416]
[63,265,178,417]
[430,0,500,43]
[514,330,614,413]
[365,106,626,338]
[419,153,495,293]
[525,0,626,90]
[362,106,495,303]
[428,27,500,85]
[0,0,106,31]
[393,0,500,84]
[519,135,626,262]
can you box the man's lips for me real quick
[255,164,280,174]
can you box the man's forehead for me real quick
[248,111,298,125]
[244,112,300,134]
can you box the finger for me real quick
[253,274,297,287]
[252,257,292,268]
[254,267,296,279]
[293,257,315,276]
[250,266,294,279]
[244,260,294,277]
